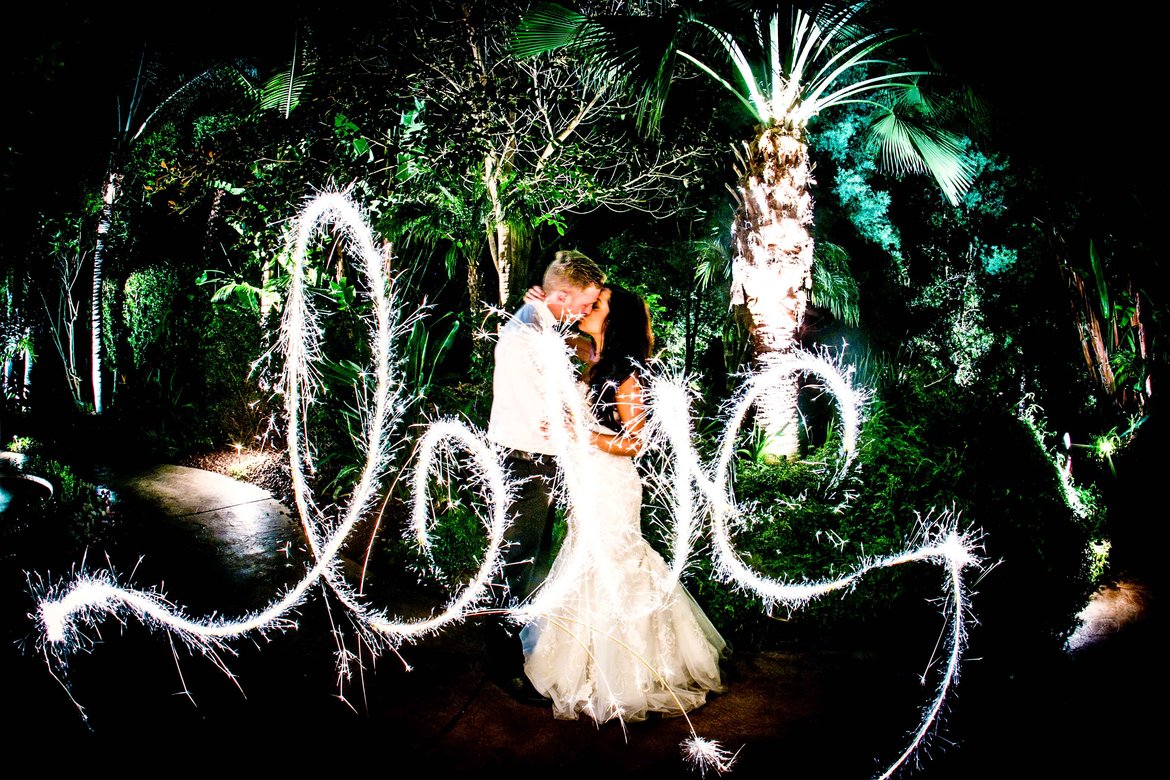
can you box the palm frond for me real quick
[798,32,914,119]
[693,235,732,291]
[692,18,769,121]
[896,74,992,137]
[511,2,596,57]
[513,2,685,133]
[867,91,974,205]
[677,49,761,120]
[810,241,859,326]
[131,66,225,140]
[257,64,314,117]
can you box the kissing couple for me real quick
[485,249,728,723]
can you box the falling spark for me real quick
[683,735,740,777]
[29,191,983,779]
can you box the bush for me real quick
[675,371,1100,657]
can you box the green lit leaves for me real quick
[334,112,374,161]
[867,89,974,206]
[811,241,860,327]
[257,63,313,118]
[513,2,684,134]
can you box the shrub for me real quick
[674,371,1100,657]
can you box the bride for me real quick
[520,284,728,723]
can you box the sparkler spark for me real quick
[29,191,983,778]
[683,735,741,777]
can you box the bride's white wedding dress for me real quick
[521,396,727,723]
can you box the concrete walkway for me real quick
[114,463,304,595]
[2,463,1157,777]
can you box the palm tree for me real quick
[514,0,974,458]
[88,35,313,414]
[88,54,230,414]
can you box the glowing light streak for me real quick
[683,736,741,778]
[30,191,982,779]
[35,193,517,671]
[643,349,861,582]
[642,348,977,778]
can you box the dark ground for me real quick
[1,450,1158,778]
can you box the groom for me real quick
[485,249,605,701]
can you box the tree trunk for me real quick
[204,188,225,261]
[22,347,34,400]
[91,171,121,414]
[483,143,535,310]
[488,219,533,309]
[730,125,815,461]
[467,250,482,316]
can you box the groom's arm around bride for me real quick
[482,250,605,698]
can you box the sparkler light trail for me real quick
[36,193,515,667]
[31,191,983,778]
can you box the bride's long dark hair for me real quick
[587,285,654,432]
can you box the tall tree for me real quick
[514,0,975,457]
[87,51,237,413]
[393,0,708,311]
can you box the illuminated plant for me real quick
[513,0,975,459]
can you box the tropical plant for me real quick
[32,215,90,408]
[1061,239,1153,414]
[1,302,35,404]
[384,0,710,313]
[514,0,975,458]
[84,51,253,414]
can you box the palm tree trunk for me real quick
[466,250,482,316]
[91,171,121,414]
[488,219,511,308]
[484,150,511,307]
[22,347,33,400]
[730,125,815,460]
[487,219,535,309]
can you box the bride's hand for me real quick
[524,285,546,304]
[540,410,577,440]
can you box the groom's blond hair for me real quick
[543,250,606,293]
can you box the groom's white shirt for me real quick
[488,300,559,456]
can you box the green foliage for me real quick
[678,362,1099,656]
[123,265,180,369]
[334,112,373,161]
[1078,240,1153,405]
[418,330,496,431]
[418,499,490,588]
[810,241,860,327]
[812,106,905,272]
[111,251,268,458]
[403,313,461,404]
[910,263,995,387]
[199,293,266,445]
[832,168,901,254]
[5,436,34,453]
[599,227,730,378]
[255,61,313,119]
[198,241,292,315]
[980,244,1018,276]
